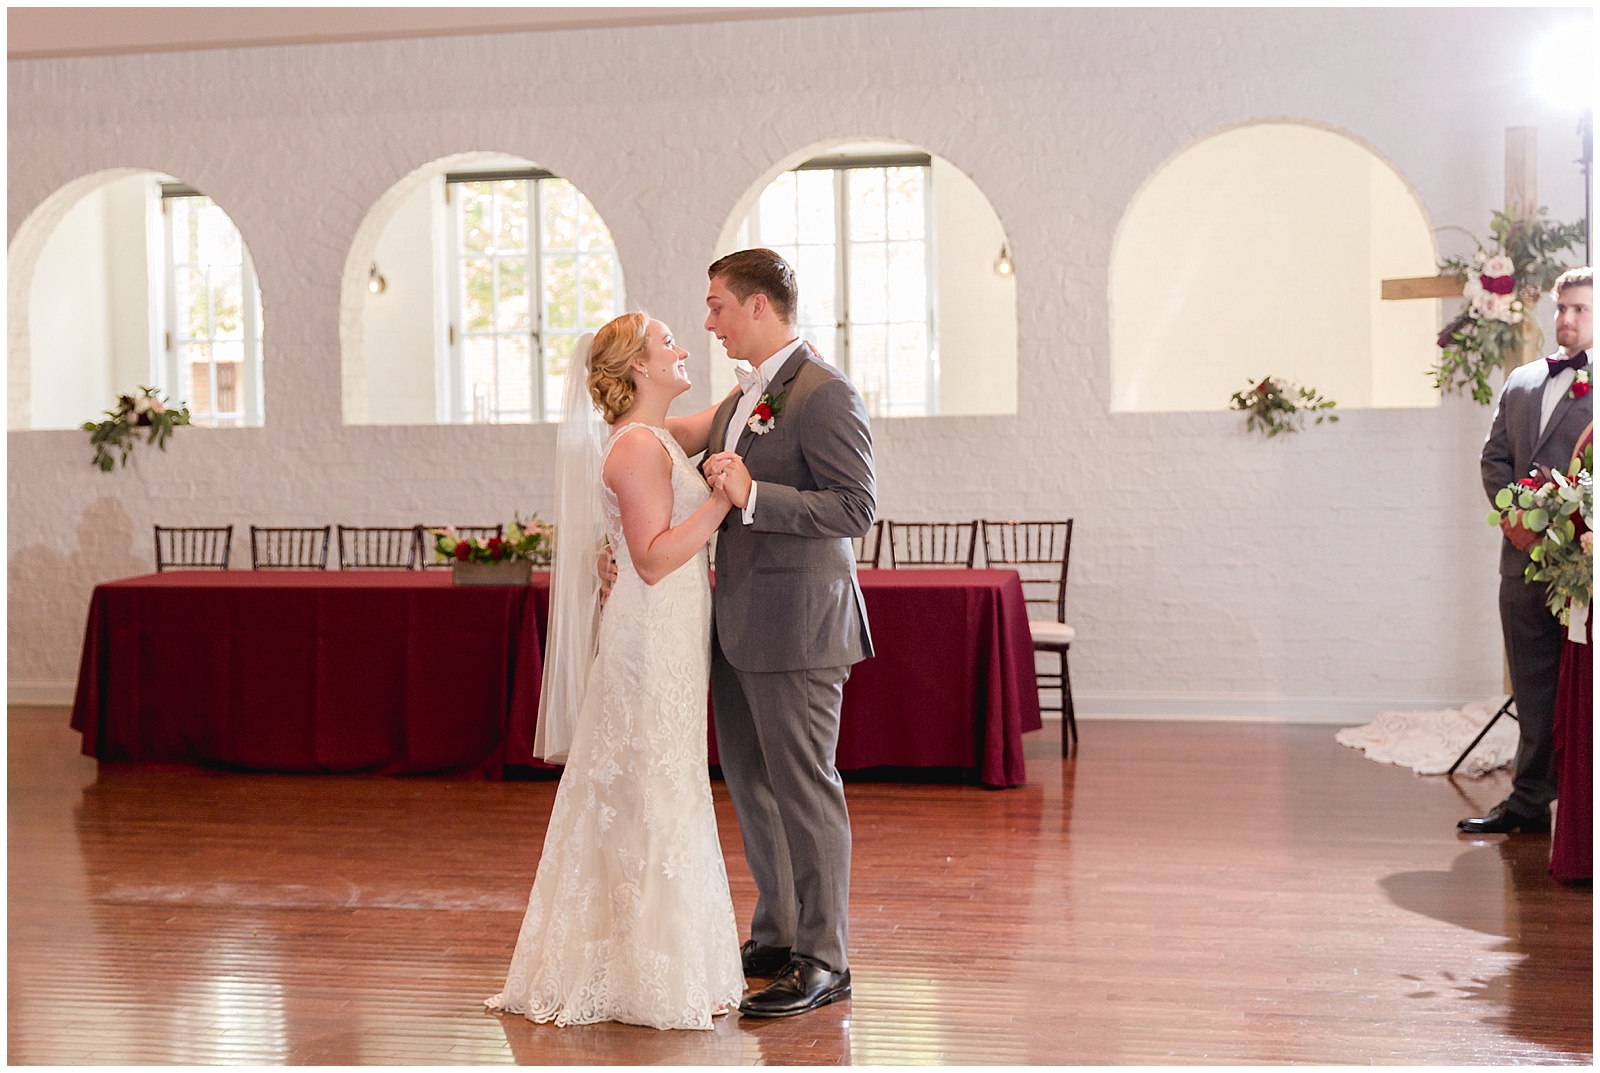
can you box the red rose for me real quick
[1519,477,1542,489]
[754,402,773,420]
[1573,381,1591,399]
[1480,274,1515,295]
[487,537,504,561]
[454,541,472,561]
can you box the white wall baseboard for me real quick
[9,680,76,706]
[1065,691,1486,726]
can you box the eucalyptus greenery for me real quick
[1433,208,1587,405]
[1493,447,1595,625]
[81,387,192,472]
[1228,376,1339,438]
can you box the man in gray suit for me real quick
[1464,266,1592,834]
[700,248,875,1018]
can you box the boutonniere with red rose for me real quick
[1570,367,1590,400]
[747,390,784,435]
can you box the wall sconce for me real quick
[993,243,1014,277]
[368,262,387,295]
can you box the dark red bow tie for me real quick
[1547,352,1589,375]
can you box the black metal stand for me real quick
[1446,696,1518,776]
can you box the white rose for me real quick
[1462,275,1484,300]
[1472,292,1512,322]
[133,396,153,415]
[1483,254,1514,279]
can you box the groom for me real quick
[700,248,876,1018]
[1464,266,1592,835]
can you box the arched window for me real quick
[1109,122,1440,413]
[716,140,1016,418]
[343,153,624,425]
[8,170,265,430]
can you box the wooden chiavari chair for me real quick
[981,519,1077,752]
[885,520,979,568]
[336,525,421,570]
[852,520,884,568]
[249,526,331,570]
[153,525,233,571]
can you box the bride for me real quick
[485,312,744,1030]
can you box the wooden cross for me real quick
[1381,126,1541,368]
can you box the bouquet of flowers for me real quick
[431,514,554,566]
[1488,447,1593,634]
[1228,376,1338,437]
[80,386,191,472]
[1433,208,1587,404]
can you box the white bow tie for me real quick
[735,365,766,394]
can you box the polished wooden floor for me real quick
[8,706,1591,1065]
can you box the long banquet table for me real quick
[70,568,1041,787]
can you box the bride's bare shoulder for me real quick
[602,425,671,483]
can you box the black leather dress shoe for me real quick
[1458,803,1551,834]
[738,956,851,1018]
[740,940,792,977]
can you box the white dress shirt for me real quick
[723,340,802,524]
[1540,347,1588,436]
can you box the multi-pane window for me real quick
[445,170,623,424]
[748,154,936,417]
[162,186,263,427]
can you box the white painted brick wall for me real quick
[8,8,1591,718]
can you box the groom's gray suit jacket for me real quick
[706,344,876,670]
[1481,356,1593,578]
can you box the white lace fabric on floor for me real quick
[1336,697,1518,777]
[485,424,743,1030]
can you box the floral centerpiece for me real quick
[431,515,553,584]
[1488,446,1593,639]
[1433,208,1587,404]
[1228,376,1338,437]
[80,387,191,472]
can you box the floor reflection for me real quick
[1381,839,1593,1058]
[496,1006,760,1064]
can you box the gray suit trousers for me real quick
[711,633,851,973]
[1500,575,1563,814]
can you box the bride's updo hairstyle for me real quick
[587,311,650,423]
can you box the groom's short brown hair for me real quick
[708,248,798,325]
[1555,266,1593,294]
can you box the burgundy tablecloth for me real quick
[71,572,549,778]
[1550,616,1592,883]
[72,568,1040,787]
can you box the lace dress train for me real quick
[485,423,744,1030]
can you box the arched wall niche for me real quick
[1109,119,1442,414]
[9,168,268,432]
[712,136,1018,418]
[341,151,627,426]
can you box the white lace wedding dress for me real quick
[485,423,744,1030]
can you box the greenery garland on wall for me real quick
[81,387,191,472]
[1228,377,1338,438]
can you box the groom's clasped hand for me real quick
[702,452,751,504]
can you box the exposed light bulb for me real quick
[993,243,1014,277]
[368,262,387,295]
[1531,26,1592,107]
